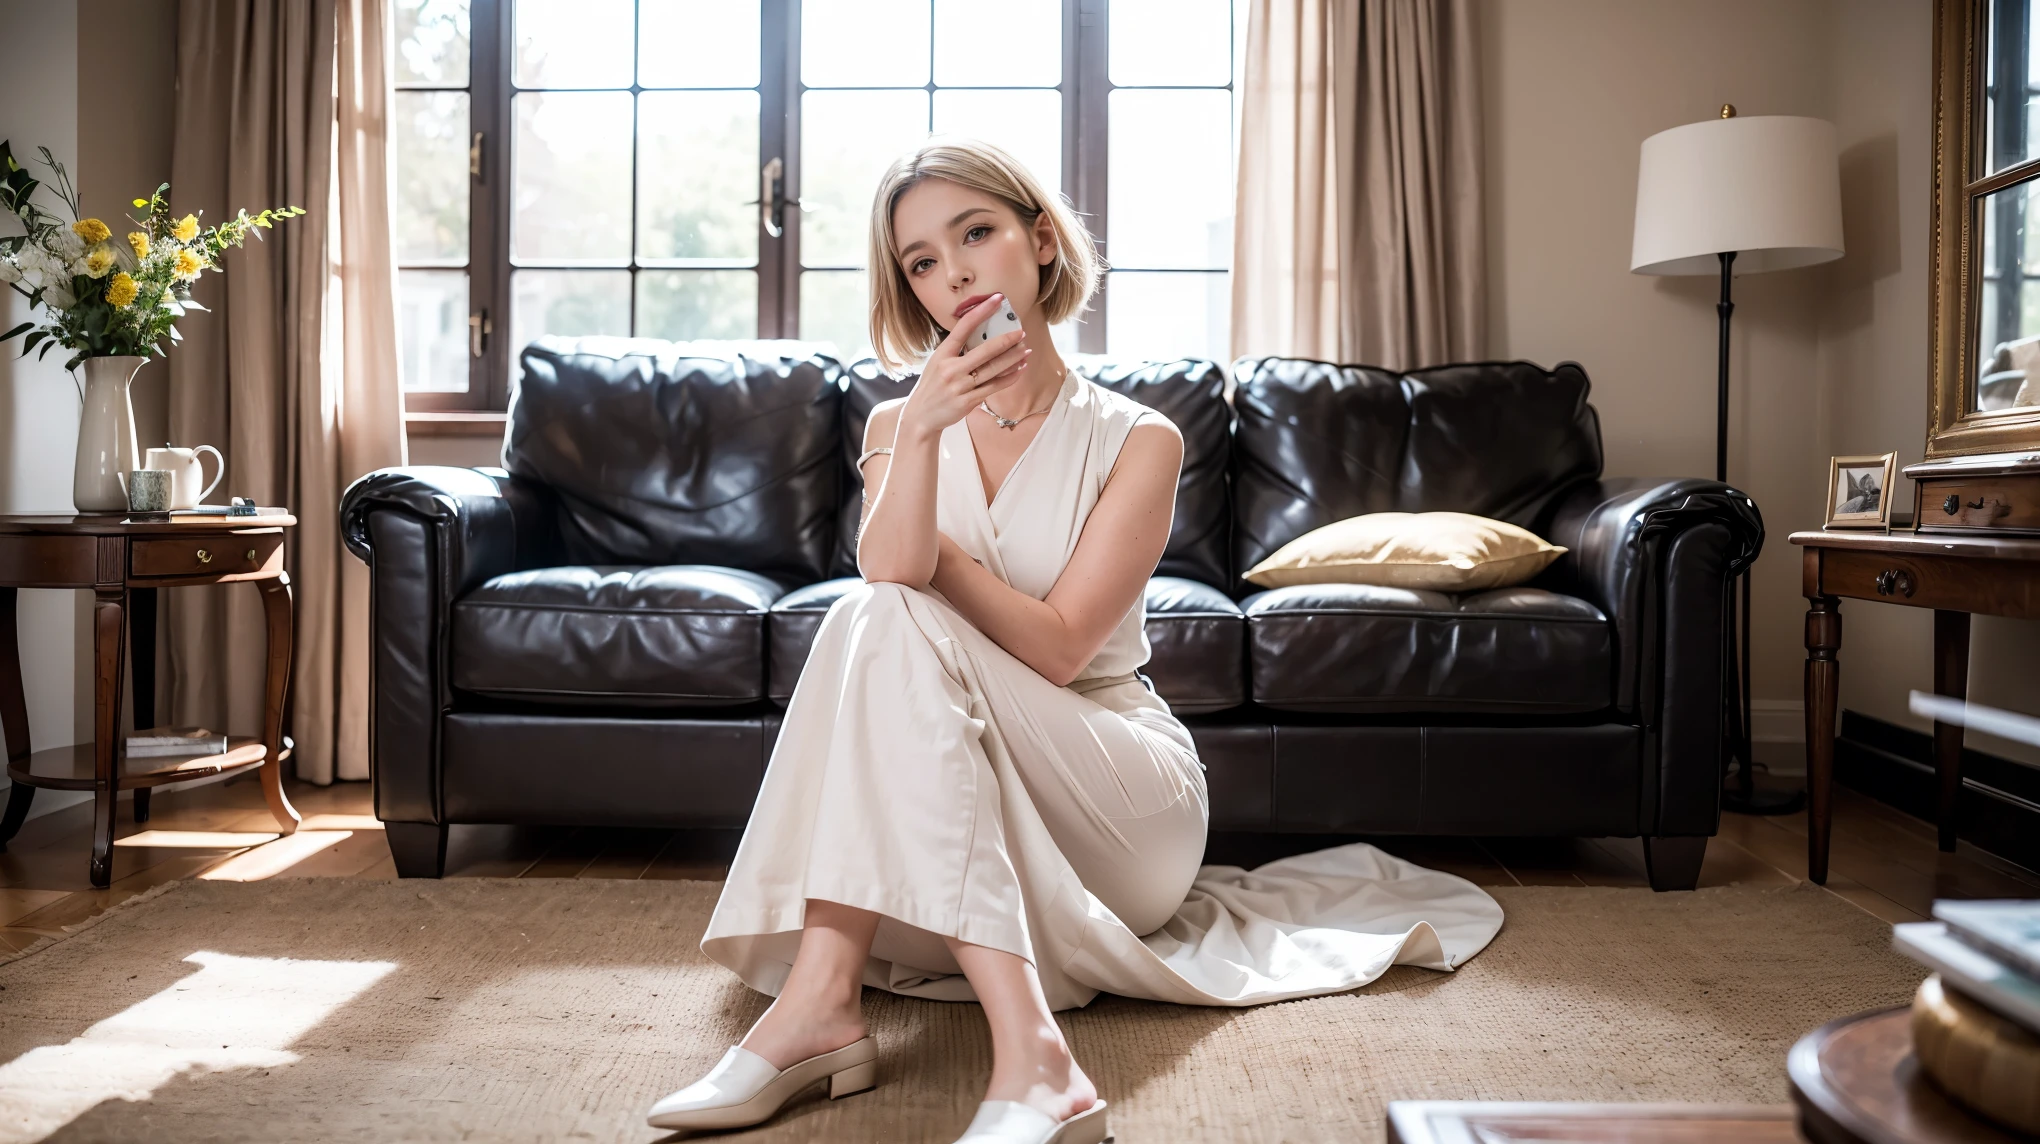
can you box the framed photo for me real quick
[1825,452,1899,528]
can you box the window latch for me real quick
[754,157,786,238]
[470,131,484,180]
[469,309,491,359]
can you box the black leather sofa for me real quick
[341,338,1762,890]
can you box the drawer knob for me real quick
[194,548,212,564]
[1875,568,1915,598]
[1943,494,1960,514]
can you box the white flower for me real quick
[0,258,19,286]
[48,228,82,258]
[43,279,76,309]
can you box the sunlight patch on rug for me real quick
[0,950,394,1144]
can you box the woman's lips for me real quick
[952,293,993,319]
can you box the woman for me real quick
[646,140,1503,1144]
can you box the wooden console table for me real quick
[0,511,301,887]
[1791,530,2040,885]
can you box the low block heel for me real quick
[829,1059,877,1098]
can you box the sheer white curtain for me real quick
[166,0,405,784]
[1232,0,1485,370]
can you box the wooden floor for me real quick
[3,774,2037,955]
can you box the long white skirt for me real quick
[701,581,1504,1012]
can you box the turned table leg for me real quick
[257,573,300,834]
[0,587,31,850]
[129,586,155,824]
[1932,610,1971,854]
[1804,595,1842,885]
[90,586,126,888]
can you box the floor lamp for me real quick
[1630,107,1844,815]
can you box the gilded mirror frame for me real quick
[1929,0,2040,457]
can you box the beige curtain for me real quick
[1233,0,1485,370]
[166,0,405,784]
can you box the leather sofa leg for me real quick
[1642,836,1707,891]
[386,822,449,878]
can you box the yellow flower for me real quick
[82,249,117,279]
[105,272,138,308]
[71,218,111,245]
[172,214,199,242]
[172,248,206,280]
[127,231,150,259]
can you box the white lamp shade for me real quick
[1630,114,1844,276]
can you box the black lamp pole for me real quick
[1715,250,1806,816]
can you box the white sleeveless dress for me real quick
[701,371,1504,1012]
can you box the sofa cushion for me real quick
[767,575,1245,713]
[832,356,1232,587]
[504,337,845,584]
[1143,577,1245,714]
[1230,358,1602,595]
[1243,583,1611,714]
[453,565,785,707]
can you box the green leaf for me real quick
[132,198,147,208]
[0,321,31,342]
[39,340,57,361]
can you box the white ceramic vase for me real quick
[72,355,146,514]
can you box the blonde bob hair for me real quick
[866,137,1101,373]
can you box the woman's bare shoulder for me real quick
[864,397,910,442]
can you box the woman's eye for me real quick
[909,257,934,274]
[965,225,992,242]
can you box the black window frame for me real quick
[400,0,1237,414]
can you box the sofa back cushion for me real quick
[505,337,844,584]
[830,356,1232,586]
[1230,358,1601,595]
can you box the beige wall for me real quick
[1478,0,2036,766]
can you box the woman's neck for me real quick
[981,310,1067,417]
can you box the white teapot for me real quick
[143,445,224,511]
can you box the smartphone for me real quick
[972,301,1022,346]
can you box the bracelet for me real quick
[855,446,893,470]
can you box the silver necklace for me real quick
[978,373,1064,430]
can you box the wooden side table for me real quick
[1789,1007,2025,1143]
[1790,530,2040,885]
[0,511,301,887]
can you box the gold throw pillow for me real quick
[1243,511,1567,591]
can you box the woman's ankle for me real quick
[983,1029,1095,1116]
[738,992,868,1068]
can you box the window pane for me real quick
[932,90,1061,193]
[1105,271,1229,362]
[639,92,758,262]
[640,0,760,88]
[511,270,632,371]
[1976,179,2040,412]
[395,0,469,87]
[513,92,633,264]
[637,270,758,339]
[800,90,930,267]
[1984,0,2040,174]
[394,91,470,264]
[1108,89,1231,269]
[399,270,470,391]
[800,269,873,363]
[1110,0,1232,87]
[802,0,930,88]
[515,0,635,89]
[932,0,1059,87]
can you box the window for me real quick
[391,0,1246,412]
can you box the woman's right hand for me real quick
[895,292,1032,443]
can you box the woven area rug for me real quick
[0,877,1922,1143]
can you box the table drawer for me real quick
[1817,546,2040,615]
[1915,476,2040,531]
[131,533,282,578]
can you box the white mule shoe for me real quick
[952,1098,1111,1144]
[645,1036,878,1131]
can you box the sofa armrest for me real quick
[1541,477,1763,835]
[338,466,557,825]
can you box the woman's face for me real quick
[890,177,1056,333]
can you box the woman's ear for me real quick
[1033,210,1058,267]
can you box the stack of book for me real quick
[1894,900,2040,1133]
[123,727,229,758]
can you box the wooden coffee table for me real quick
[0,511,301,887]
[1386,1101,1801,1143]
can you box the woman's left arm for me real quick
[928,420,1183,687]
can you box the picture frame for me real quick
[1824,452,1899,529]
